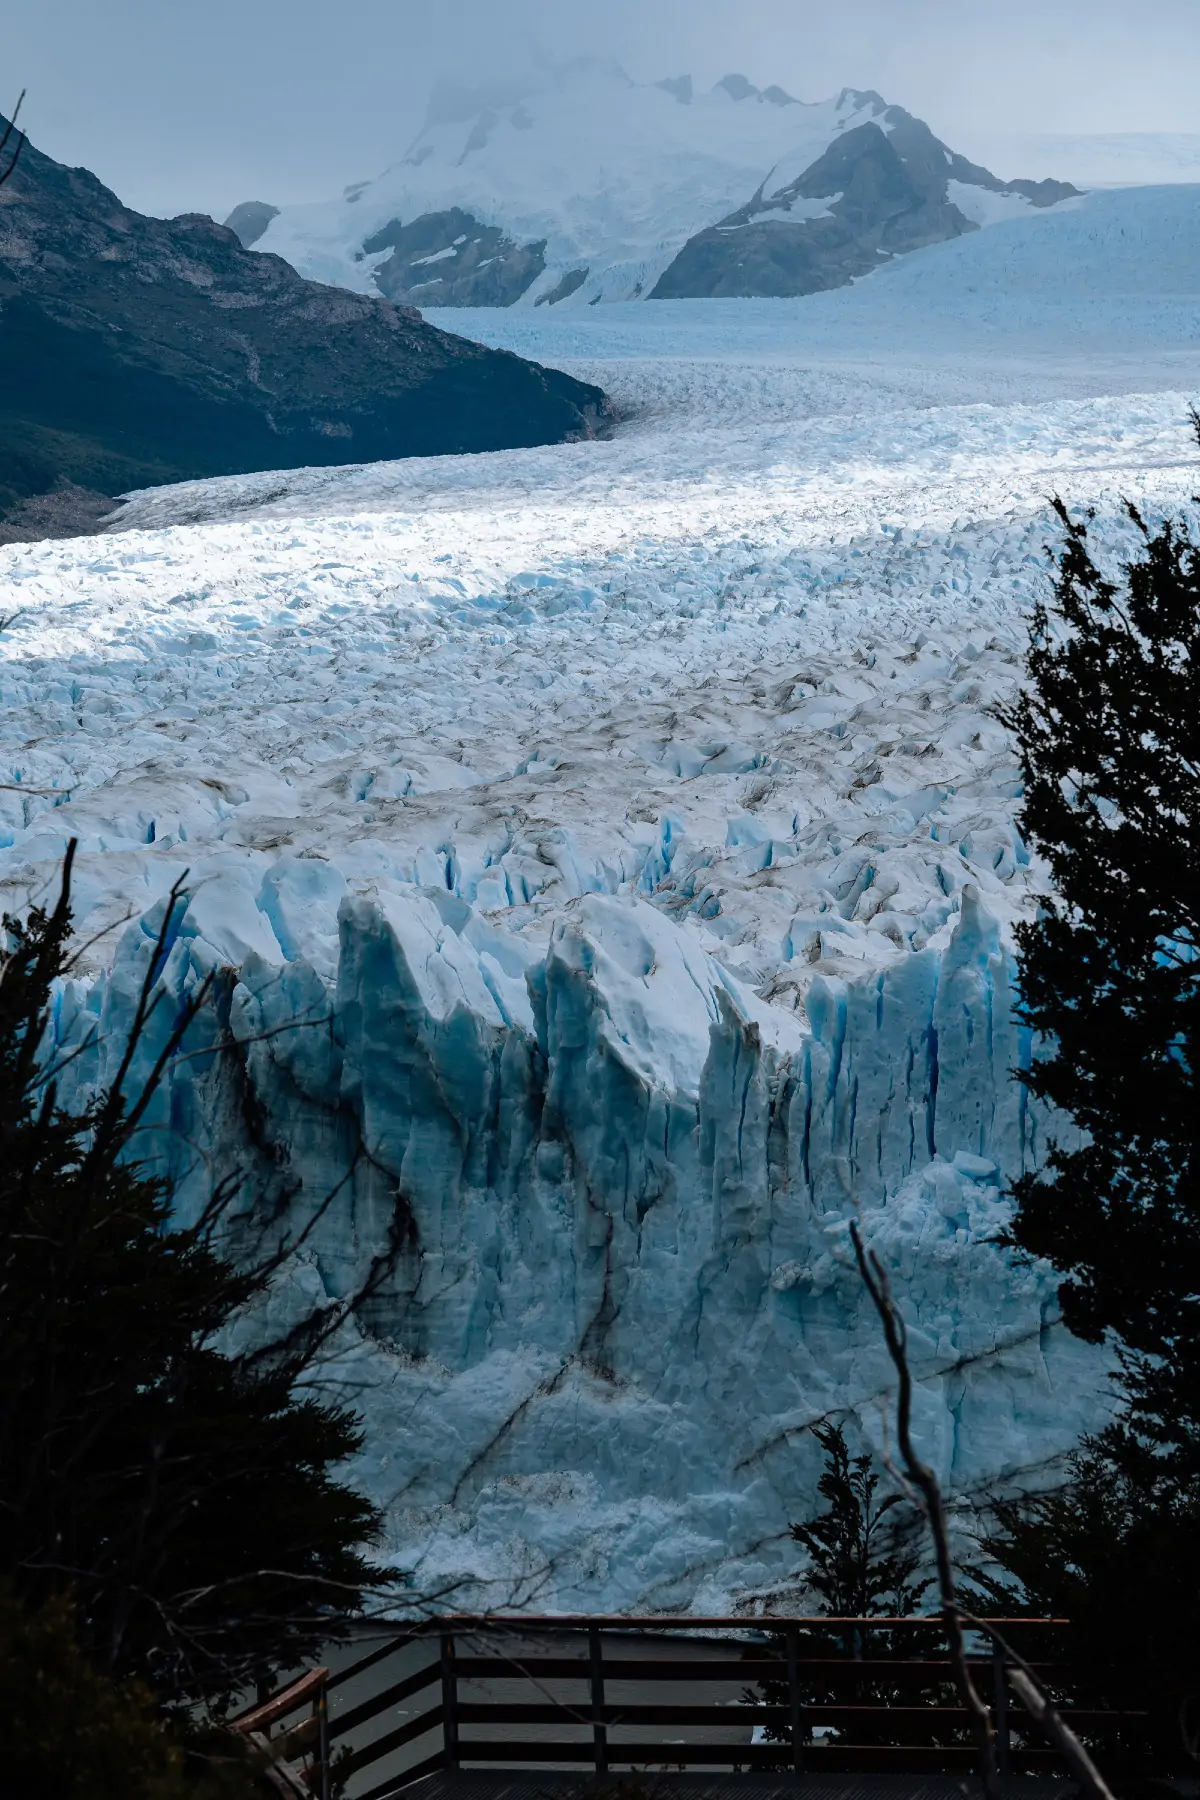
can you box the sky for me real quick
[4,0,1199,219]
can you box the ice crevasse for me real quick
[52,862,1109,1610]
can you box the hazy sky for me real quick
[5,0,1199,219]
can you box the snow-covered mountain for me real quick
[240,60,1077,307]
[950,129,1200,191]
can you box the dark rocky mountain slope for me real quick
[0,122,610,535]
[362,207,548,308]
[652,97,1078,300]
[223,199,280,247]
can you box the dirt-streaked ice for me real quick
[3,192,1199,1609]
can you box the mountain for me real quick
[0,122,611,535]
[947,129,1200,190]
[249,61,1077,308]
[224,199,280,247]
[653,106,1076,301]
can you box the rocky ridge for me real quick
[653,97,1076,299]
[0,121,611,525]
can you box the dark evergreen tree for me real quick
[0,846,395,1712]
[972,1442,1200,1770]
[986,423,1200,1769]
[0,1582,260,1799]
[790,1420,929,1619]
[752,1423,944,1749]
[1000,442,1200,1381]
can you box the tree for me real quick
[752,1421,939,1748]
[790,1420,929,1621]
[0,846,396,1712]
[988,426,1200,1769]
[999,442,1200,1387]
[973,1440,1200,1770]
[0,1582,260,1799]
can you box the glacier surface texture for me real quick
[4,188,1200,1608]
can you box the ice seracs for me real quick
[49,862,1107,1611]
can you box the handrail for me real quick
[229,1664,332,1800]
[241,1615,1142,1800]
[344,1612,1069,1630]
[229,1665,329,1733]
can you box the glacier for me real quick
[52,870,1098,1610]
[4,192,1200,1608]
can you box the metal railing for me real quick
[230,1664,332,1798]
[236,1613,1148,1800]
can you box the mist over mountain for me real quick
[237,61,1077,307]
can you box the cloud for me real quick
[8,0,1199,218]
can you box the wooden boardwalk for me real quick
[397,1772,1074,1800]
[235,1615,1146,1799]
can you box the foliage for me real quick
[0,1582,259,1799]
[790,1419,930,1619]
[0,847,394,1712]
[752,1422,946,1748]
[988,431,1200,1771]
[998,446,1200,1382]
[972,1438,1200,1770]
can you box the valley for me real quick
[3,181,1198,1608]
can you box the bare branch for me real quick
[0,90,26,187]
[81,870,193,1158]
[166,1003,332,1068]
[959,1611,1118,1800]
[851,1217,1123,1800]
[849,1219,1001,1800]
[1008,1669,1118,1800]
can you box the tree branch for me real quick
[851,1219,1123,1800]
[850,1219,1002,1799]
[1008,1669,1118,1800]
[0,90,26,186]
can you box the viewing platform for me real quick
[234,1614,1140,1800]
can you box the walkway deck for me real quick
[399,1772,1074,1800]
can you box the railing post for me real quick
[314,1675,332,1800]
[440,1629,460,1772]
[786,1625,804,1775]
[589,1625,609,1775]
[992,1639,1011,1782]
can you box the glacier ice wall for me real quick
[10,326,1184,1611]
[54,866,1108,1611]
